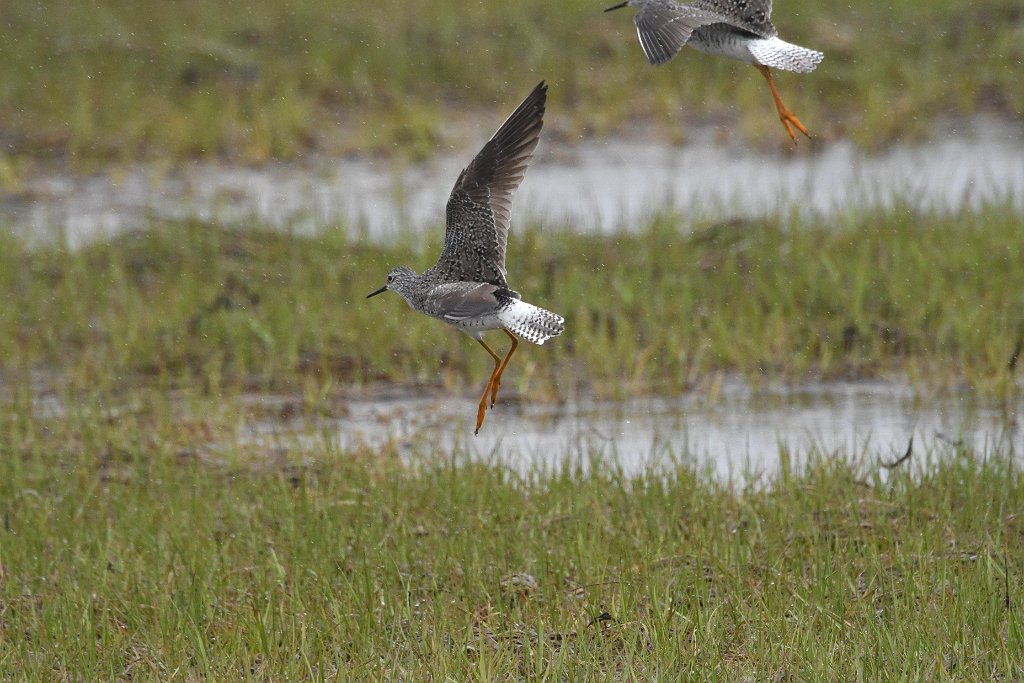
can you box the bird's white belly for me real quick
[688,32,756,63]
[447,313,505,340]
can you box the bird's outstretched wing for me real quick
[426,81,547,289]
[627,0,732,64]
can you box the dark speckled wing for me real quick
[631,0,730,64]
[690,0,776,38]
[426,81,547,289]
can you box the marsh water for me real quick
[7,117,1024,247]
[240,379,1022,480]
[7,120,1024,476]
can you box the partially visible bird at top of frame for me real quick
[366,81,564,435]
[605,0,823,143]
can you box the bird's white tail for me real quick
[748,38,823,73]
[499,299,565,345]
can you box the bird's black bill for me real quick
[604,1,628,11]
[366,285,388,299]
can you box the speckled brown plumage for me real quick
[425,81,548,290]
[366,81,564,434]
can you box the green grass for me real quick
[2,204,1022,400]
[0,391,1021,679]
[1,184,1022,677]
[1,0,1022,168]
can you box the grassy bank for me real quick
[0,393,1020,678]
[2,0,1022,167]
[2,204,1022,400]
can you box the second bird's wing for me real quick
[631,0,732,64]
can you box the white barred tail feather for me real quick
[498,299,565,345]
[748,38,824,74]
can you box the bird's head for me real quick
[366,266,419,300]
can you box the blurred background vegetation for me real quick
[1,0,1022,398]
[3,208,1022,398]
[2,0,1022,167]
[1,7,1021,676]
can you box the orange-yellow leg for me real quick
[489,330,520,408]
[475,339,503,435]
[755,64,811,143]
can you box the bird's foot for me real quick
[475,398,487,435]
[778,109,811,144]
[475,378,495,435]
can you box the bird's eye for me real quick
[387,274,394,283]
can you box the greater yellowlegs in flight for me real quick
[367,81,564,434]
[606,0,823,142]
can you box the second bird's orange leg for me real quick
[489,330,520,408]
[475,339,502,435]
[755,64,811,143]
